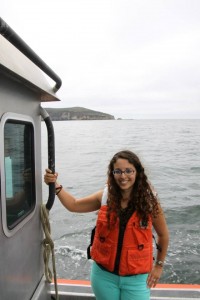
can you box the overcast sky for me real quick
[2,0,200,119]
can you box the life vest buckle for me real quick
[138,244,144,250]
[99,236,105,243]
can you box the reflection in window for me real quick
[4,120,35,229]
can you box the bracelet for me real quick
[55,185,63,195]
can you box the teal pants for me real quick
[90,262,150,300]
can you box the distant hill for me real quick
[45,107,115,121]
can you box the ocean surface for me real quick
[41,119,200,284]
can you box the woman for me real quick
[44,150,169,300]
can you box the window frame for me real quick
[0,112,36,237]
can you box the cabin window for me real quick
[4,120,35,229]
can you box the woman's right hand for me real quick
[44,168,58,185]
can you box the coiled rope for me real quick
[40,204,59,300]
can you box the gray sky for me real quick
[2,0,200,119]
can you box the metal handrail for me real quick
[40,107,55,211]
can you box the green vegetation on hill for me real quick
[45,106,115,121]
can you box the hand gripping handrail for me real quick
[40,107,55,210]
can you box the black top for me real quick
[113,206,135,274]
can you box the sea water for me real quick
[42,119,200,284]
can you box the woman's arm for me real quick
[44,169,102,213]
[147,205,169,288]
[56,188,102,212]
[153,207,169,265]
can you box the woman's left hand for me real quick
[147,265,163,288]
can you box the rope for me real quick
[40,204,59,300]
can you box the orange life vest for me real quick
[91,205,153,276]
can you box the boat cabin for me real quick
[0,18,60,300]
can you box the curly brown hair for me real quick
[106,150,159,225]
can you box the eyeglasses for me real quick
[112,168,134,176]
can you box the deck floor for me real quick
[51,281,200,300]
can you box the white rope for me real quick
[40,204,59,300]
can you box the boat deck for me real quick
[50,280,200,300]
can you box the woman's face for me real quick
[113,158,137,193]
